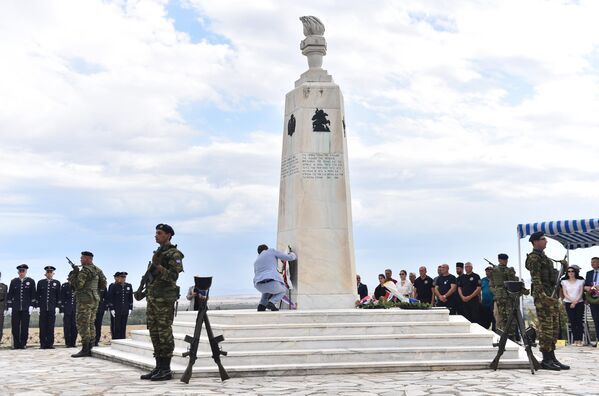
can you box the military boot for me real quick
[71,342,91,358]
[540,351,560,370]
[266,302,279,311]
[140,357,161,380]
[550,350,570,370]
[88,341,94,355]
[151,357,173,381]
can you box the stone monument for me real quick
[276,16,357,309]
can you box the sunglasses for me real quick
[567,270,575,273]
[18,269,26,273]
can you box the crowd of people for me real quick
[0,258,134,351]
[0,223,182,381]
[356,252,599,354]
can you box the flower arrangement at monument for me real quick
[354,279,431,309]
[355,297,431,310]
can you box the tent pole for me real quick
[517,228,524,320]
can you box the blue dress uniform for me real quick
[60,282,78,347]
[107,273,133,340]
[7,264,37,349]
[36,267,61,349]
[94,287,108,346]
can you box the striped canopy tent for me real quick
[517,218,599,250]
[516,218,599,278]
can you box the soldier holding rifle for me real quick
[525,231,569,370]
[68,251,107,358]
[490,254,527,340]
[138,223,183,381]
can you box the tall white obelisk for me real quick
[277,16,357,309]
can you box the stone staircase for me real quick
[93,308,530,377]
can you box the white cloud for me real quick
[1,0,599,288]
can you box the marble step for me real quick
[130,329,495,351]
[171,320,472,338]
[92,348,531,377]
[107,339,521,367]
[175,308,449,325]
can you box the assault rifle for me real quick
[483,258,497,268]
[180,276,229,383]
[134,261,155,301]
[65,257,81,270]
[550,255,568,299]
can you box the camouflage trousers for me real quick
[76,302,98,344]
[533,295,560,352]
[146,297,176,358]
[495,299,517,336]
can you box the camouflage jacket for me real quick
[525,249,556,299]
[489,265,518,299]
[68,263,107,305]
[147,243,184,301]
[0,282,7,311]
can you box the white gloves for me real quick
[28,307,33,315]
[128,309,132,316]
[110,310,115,317]
[3,309,8,316]
[55,307,60,314]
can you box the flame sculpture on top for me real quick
[299,16,327,70]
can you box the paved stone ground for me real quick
[1,345,598,395]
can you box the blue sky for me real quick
[1,0,599,296]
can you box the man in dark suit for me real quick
[7,264,37,349]
[584,257,599,340]
[356,275,368,299]
[60,280,77,348]
[36,266,61,349]
[107,272,133,340]
[93,286,108,346]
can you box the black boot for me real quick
[540,351,560,370]
[550,350,570,370]
[88,341,94,355]
[257,304,266,312]
[266,302,279,311]
[151,357,173,381]
[141,357,161,380]
[71,342,91,358]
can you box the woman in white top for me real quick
[397,270,413,298]
[561,266,585,346]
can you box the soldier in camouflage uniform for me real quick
[526,231,569,371]
[490,253,522,340]
[140,223,183,381]
[68,251,107,358]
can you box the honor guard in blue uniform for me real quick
[7,264,37,349]
[107,271,133,339]
[60,280,77,348]
[108,272,119,337]
[37,266,61,349]
[94,286,108,346]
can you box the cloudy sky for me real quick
[1,0,598,295]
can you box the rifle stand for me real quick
[490,283,540,374]
[583,304,597,347]
[181,276,230,383]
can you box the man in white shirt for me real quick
[253,244,296,311]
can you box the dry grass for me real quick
[0,325,146,349]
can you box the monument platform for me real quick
[93,308,531,377]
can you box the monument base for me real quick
[93,308,531,378]
[293,293,357,310]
